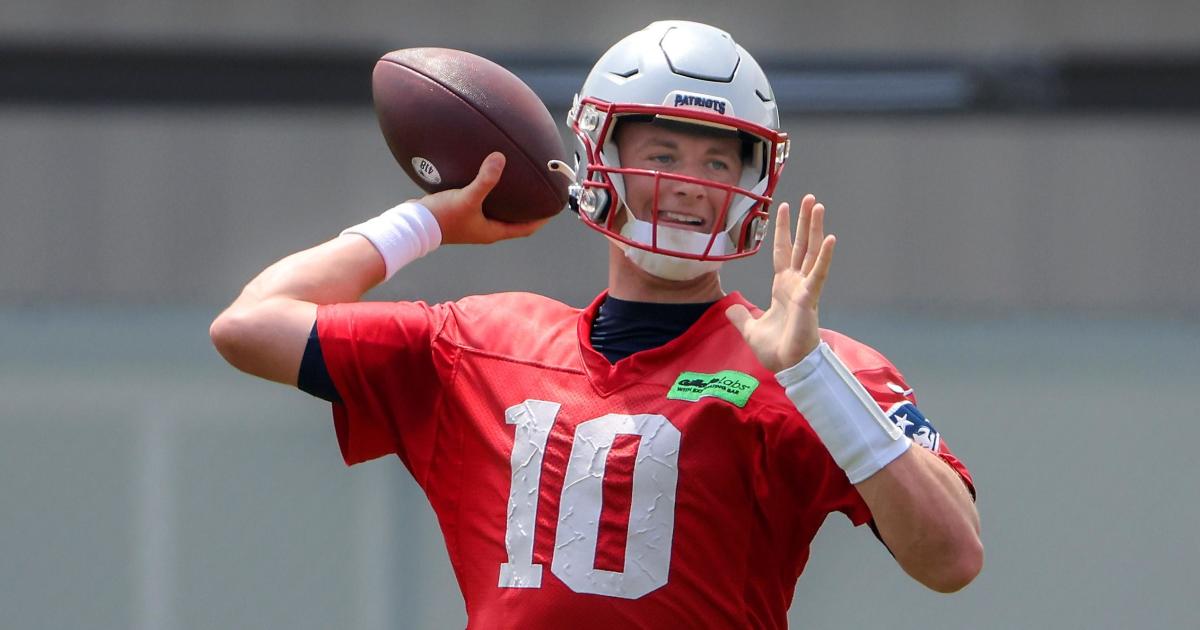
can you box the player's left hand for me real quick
[725,194,836,373]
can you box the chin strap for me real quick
[622,246,722,281]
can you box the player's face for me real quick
[614,121,744,234]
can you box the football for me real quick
[372,48,570,223]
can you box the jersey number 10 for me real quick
[499,399,682,600]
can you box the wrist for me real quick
[340,201,442,282]
[776,342,911,483]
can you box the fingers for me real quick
[464,152,506,202]
[791,194,817,270]
[772,203,792,273]
[804,234,837,301]
[784,195,834,280]
[800,202,825,275]
[724,304,755,337]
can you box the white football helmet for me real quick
[555,21,790,280]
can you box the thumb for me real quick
[724,304,755,337]
[464,152,506,202]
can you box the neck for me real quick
[607,243,726,304]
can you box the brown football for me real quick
[372,48,569,222]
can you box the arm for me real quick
[210,152,547,385]
[855,444,981,592]
[726,195,982,593]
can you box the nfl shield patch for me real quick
[884,401,941,451]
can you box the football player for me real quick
[211,21,981,629]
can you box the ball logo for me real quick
[411,156,442,185]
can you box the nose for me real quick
[664,166,709,201]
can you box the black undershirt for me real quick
[298,322,342,403]
[589,296,716,364]
[296,296,717,404]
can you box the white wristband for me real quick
[340,201,442,282]
[776,342,911,484]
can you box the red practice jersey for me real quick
[316,291,973,629]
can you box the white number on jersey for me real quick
[498,400,682,599]
[498,399,560,589]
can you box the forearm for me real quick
[230,234,385,309]
[856,445,982,592]
[231,195,451,309]
[211,155,543,387]
[211,234,385,385]
[775,342,982,592]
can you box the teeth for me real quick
[661,211,703,225]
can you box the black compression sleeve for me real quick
[297,321,342,404]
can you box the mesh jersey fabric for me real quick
[315,291,974,629]
[301,295,717,404]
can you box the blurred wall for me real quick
[2,3,1199,630]
[3,309,1198,630]
[4,0,1200,52]
[3,1,1199,313]
[3,112,1199,313]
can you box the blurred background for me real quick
[2,1,1198,628]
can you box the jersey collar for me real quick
[577,290,754,396]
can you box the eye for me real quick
[649,154,674,165]
[708,159,731,171]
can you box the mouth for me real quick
[656,210,707,229]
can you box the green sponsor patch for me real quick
[668,370,760,408]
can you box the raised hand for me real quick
[725,194,836,373]
[420,152,551,245]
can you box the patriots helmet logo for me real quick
[884,401,941,451]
